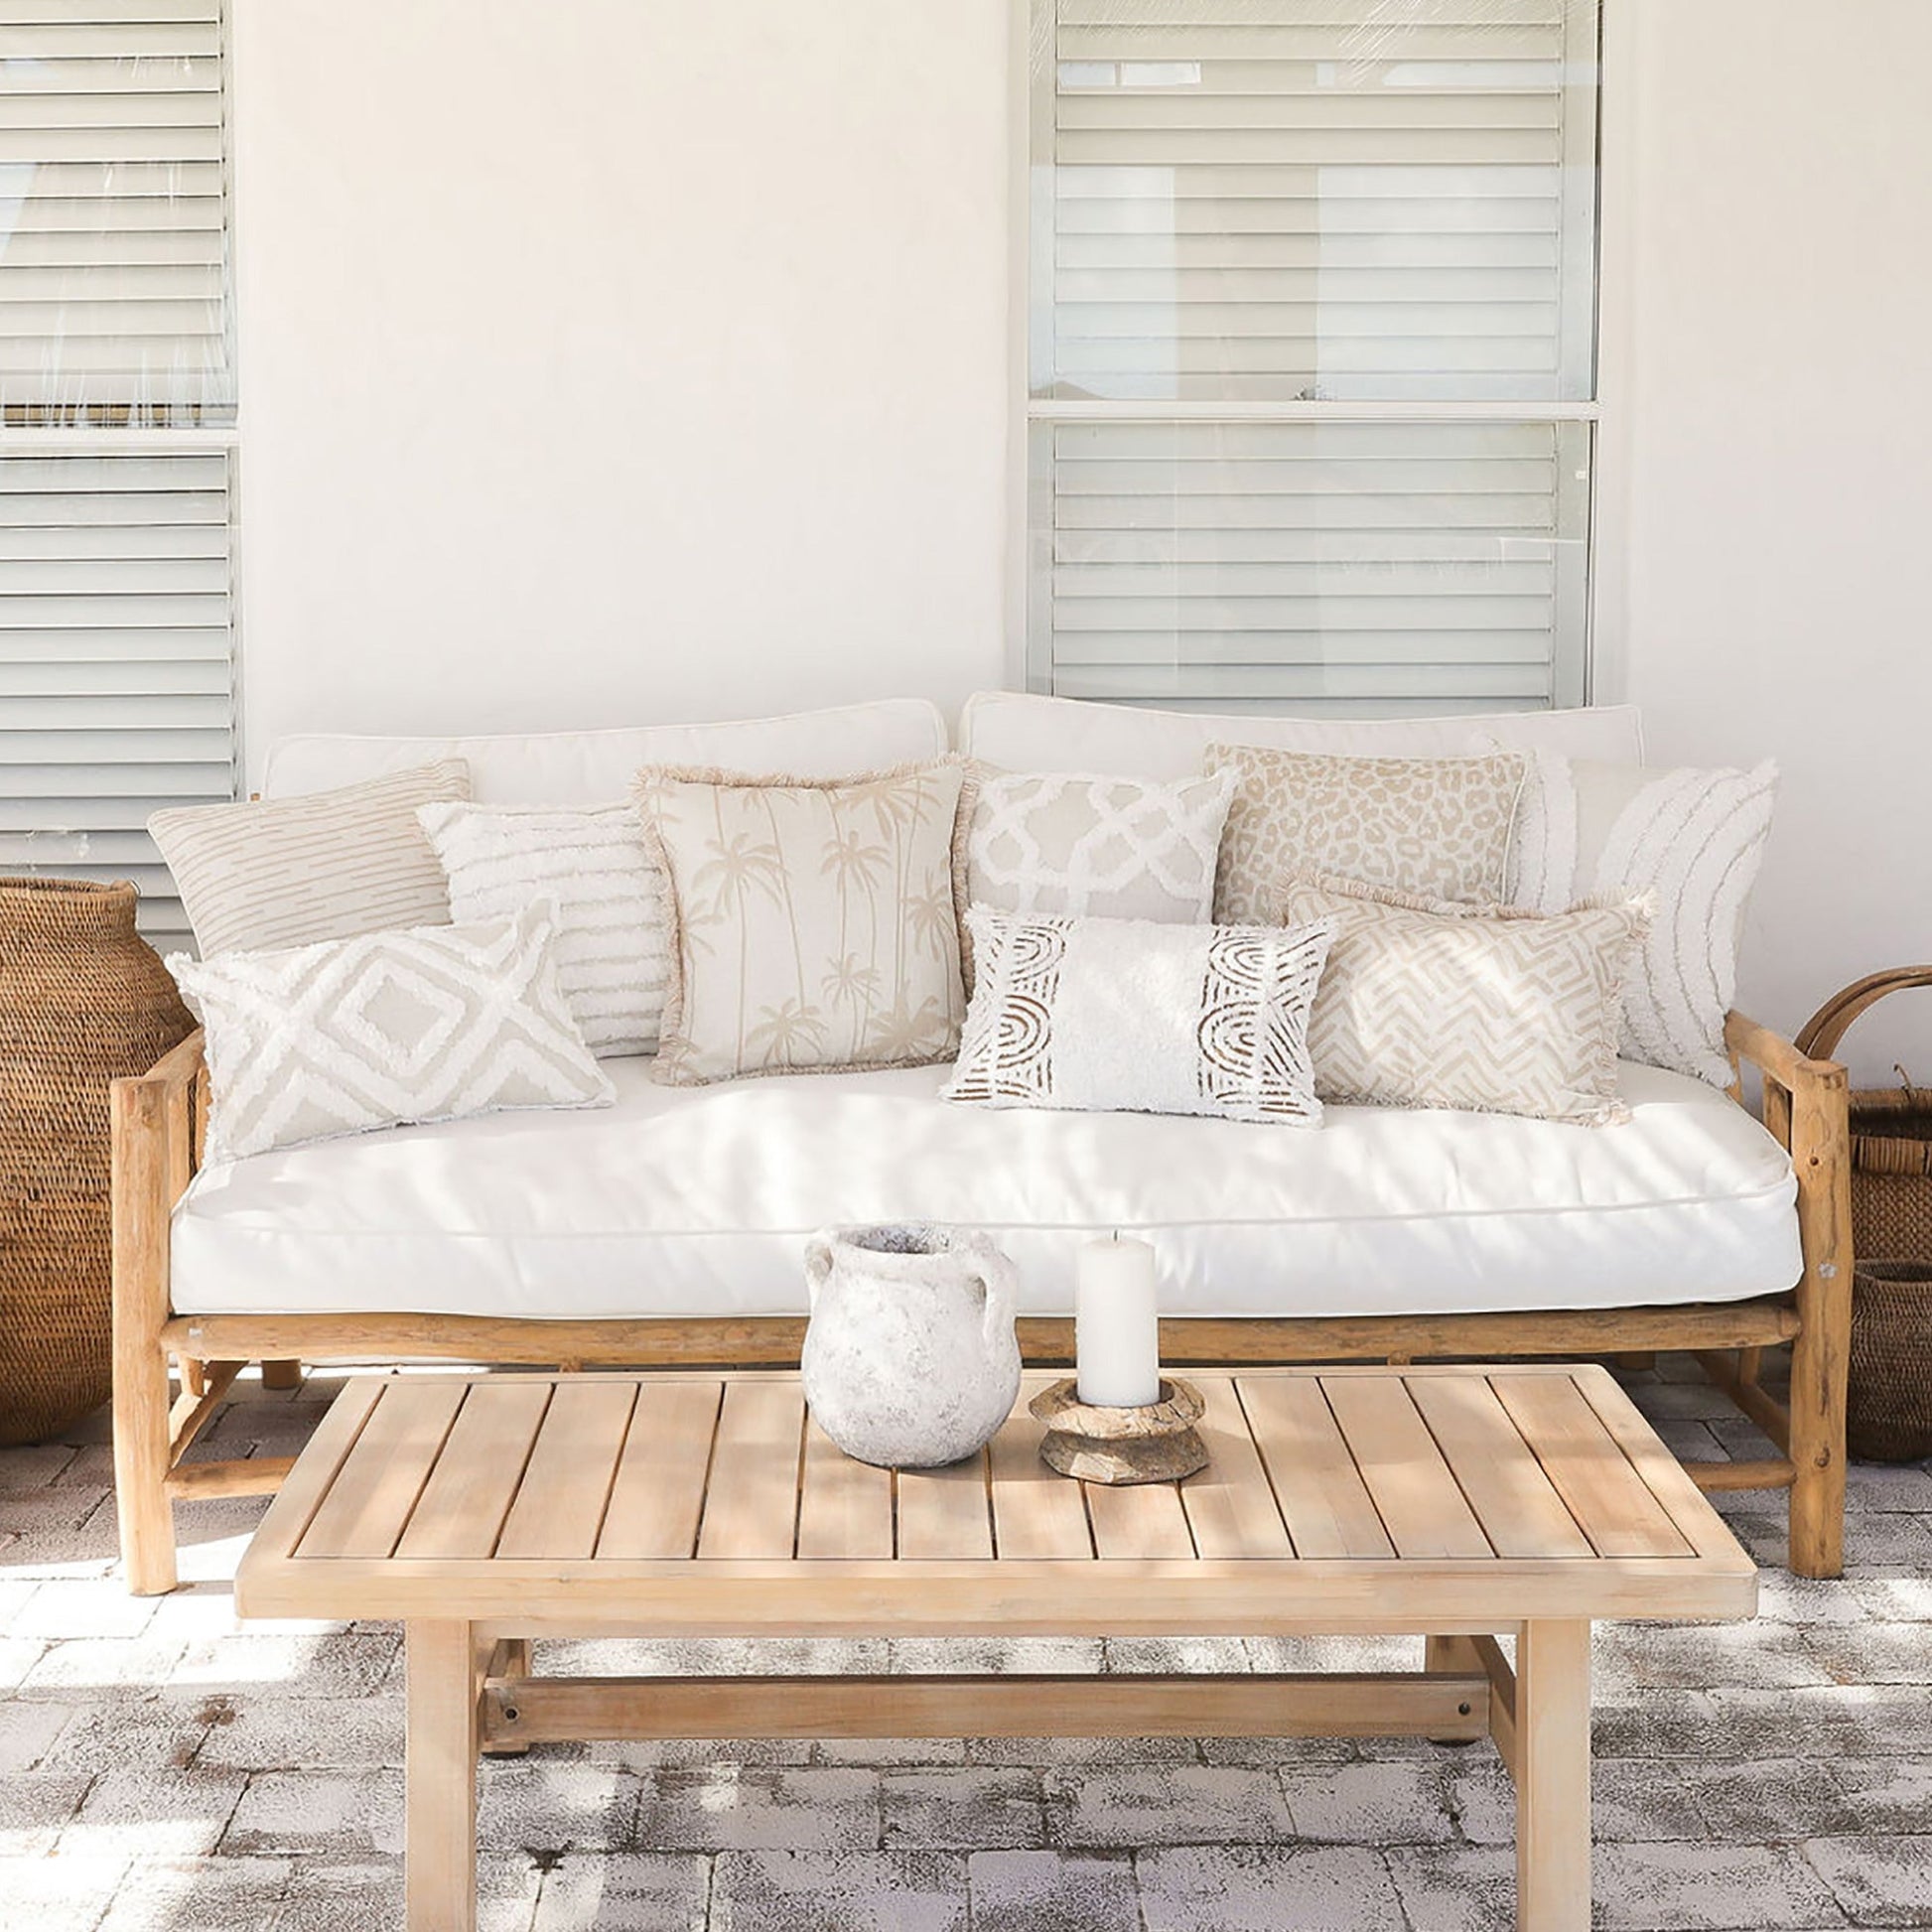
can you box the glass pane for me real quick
[1030,416,1590,713]
[0,10,234,425]
[1035,0,1600,404]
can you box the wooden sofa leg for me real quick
[261,1360,303,1392]
[1786,1069,1854,1581]
[111,1078,179,1596]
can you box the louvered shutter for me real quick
[0,0,231,425]
[1031,0,1599,714]
[0,449,234,947]
[1034,416,1588,710]
[1,2,234,948]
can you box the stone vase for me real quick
[800,1224,1022,1469]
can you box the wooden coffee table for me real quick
[236,1365,1755,1932]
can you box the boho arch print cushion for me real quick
[944,907,1333,1127]
[1206,744,1526,925]
[635,759,970,1086]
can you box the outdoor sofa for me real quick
[110,694,1854,1591]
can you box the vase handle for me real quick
[804,1234,837,1311]
[962,1239,1019,1351]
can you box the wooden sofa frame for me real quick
[110,1012,1855,1594]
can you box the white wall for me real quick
[1597,0,1932,1074]
[235,0,1932,1065]
[231,0,1014,750]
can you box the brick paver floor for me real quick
[1,1356,1927,1930]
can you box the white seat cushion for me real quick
[172,1061,1799,1322]
[260,699,949,803]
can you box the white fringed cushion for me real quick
[1269,874,1651,1127]
[150,760,470,957]
[419,802,667,1058]
[172,904,614,1162]
[945,908,1333,1126]
[1206,745,1526,924]
[1506,753,1778,1087]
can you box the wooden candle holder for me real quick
[1030,1377,1209,1485]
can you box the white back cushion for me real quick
[261,699,950,803]
[959,692,1644,781]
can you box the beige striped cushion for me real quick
[150,760,470,958]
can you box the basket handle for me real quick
[1796,967,1932,1061]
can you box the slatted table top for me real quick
[235,1366,1755,1630]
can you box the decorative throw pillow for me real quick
[1504,750,1778,1088]
[150,760,470,957]
[944,908,1333,1127]
[966,768,1235,922]
[635,759,970,1086]
[961,766,1237,993]
[418,801,668,1057]
[1206,745,1526,924]
[170,903,614,1162]
[1266,873,1652,1127]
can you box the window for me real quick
[1,0,236,944]
[1028,0,1600,715]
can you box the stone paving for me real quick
[0,1356,1927,1930]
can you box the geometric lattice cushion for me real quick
[418,801,669,1059]
[1206,744,1526,924]
[1504,751,1778,1088]
[1267,873,1651,1126]
[961,767,1236,993]
[170,903,614,1162]
[965,768,1236,923]
[944,907,1333,1127]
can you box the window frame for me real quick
[1018,0,1605,715]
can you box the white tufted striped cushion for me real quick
[1506,752,1778,1087]
[418,801,668,1057]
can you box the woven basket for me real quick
[0,878,194,1447]
[1842,1263,1932,1462]
[1797,969,1932,1463]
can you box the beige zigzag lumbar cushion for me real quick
[1267,873,1652,1127]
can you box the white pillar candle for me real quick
[1075,1234,1162,1409]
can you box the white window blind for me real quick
[0,1,235,946]
[0,0,232,425]
[0,450,233,947]
[1030,0,1599,714]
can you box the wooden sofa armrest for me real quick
[1725,1010,1845,1108]
[111,1028,207,1593]
[1723,1009,1854,1577]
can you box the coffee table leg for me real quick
[1515,1618,1591,1932]
[407,1618,483,1932]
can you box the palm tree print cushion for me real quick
[634,759,970,1085]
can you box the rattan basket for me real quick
[0,878,194,1446]
[1797,969,1932,1463]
